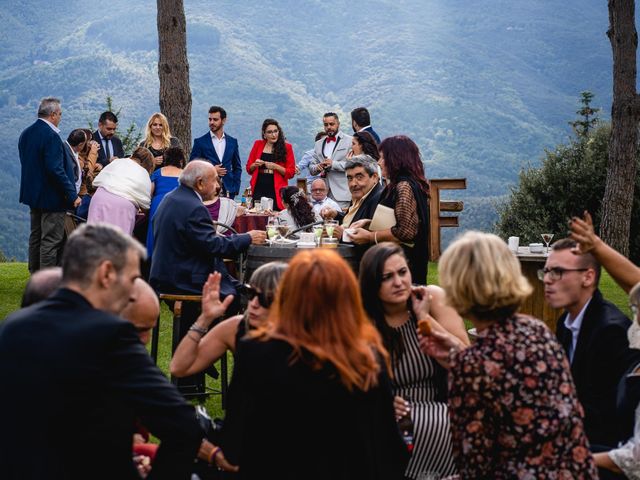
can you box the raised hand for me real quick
[199,272,234,326]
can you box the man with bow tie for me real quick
[310,112,352,208]
[309,178,340,217]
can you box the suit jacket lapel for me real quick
[206,133,221,164]
[220,136,232,166]
[571,291,599,373]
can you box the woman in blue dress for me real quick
[146,146,185,257]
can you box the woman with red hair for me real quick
[222,249,409,479]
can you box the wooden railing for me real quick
[429,178,466,261]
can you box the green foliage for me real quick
[496,122,640,263]
[87,96,143,155]
[569,91,600,137]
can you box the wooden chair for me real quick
[152,293,229,408]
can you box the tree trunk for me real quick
[602,0,639,256]
[157,0,192,158]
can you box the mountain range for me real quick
[0,0,614,259]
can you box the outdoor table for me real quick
[244,243,358,282]
[515,246,562,332]
[233,213,270,233]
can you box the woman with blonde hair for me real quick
[139,112,181,170]
[222,249,409,479]
[420,231,597,478]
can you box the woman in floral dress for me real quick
[421,231,598,479]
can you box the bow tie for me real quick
[325,136,336,143]
[313,200,323,205]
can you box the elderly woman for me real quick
[421,231,597,478]
[348,135,430,283]
[359,243,468,479]
[222,249,409,478]
[139,112,181,170]
[88,146,154,235]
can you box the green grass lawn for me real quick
[0,260,631,418]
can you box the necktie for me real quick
[104,139,111,163]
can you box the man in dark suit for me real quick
[19,97,80,273]
[190,105,242,198]
[150,160,265,394]
[321,155,383,261]
[351,106,381,144]
[0,223,203,479]
[93,110,125,167]
[543,238,640,447]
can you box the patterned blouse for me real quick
[447,315,598,479]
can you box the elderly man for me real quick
[543,238,640,447]
[19,97,80,273]
[20,266,63,307]
[150,160,265,395]
[310,112,352,208]
[0,223,202,479]
[309,178,340,217]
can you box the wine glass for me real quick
[277,220,290,240]
[541,233,554,254]
[266,217,279,241]
[324,220,338,239]
[313,225,324,246]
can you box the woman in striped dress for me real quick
[360,243,470,479]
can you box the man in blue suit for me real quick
[19,97,80,273]
[150,160,265,395]
[190,106,242,198]
[350,106,381,144]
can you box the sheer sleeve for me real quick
[391,181,419,242]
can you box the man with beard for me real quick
[190,106,242,198]
[310,112,352,208]
[93,111,125,167]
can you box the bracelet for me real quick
[374,231,379,244]
[189,324,207,335]
[208,446,222,465]
[186,332,201,343]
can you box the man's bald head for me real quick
[21,267,63,307]
[120,278,160,345]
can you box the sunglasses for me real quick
[242,284,273,308]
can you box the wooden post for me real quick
[429,178,466,260]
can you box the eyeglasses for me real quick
[537,267,589,282]
[310,188,326,193]
[242,284,272,308]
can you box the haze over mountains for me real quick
[0,0,613,259]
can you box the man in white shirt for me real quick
[309,179,340,217]
[190,106,242,198]
[543,237,640,447]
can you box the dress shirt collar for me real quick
[564,296,592,362]
[357,125,372,132]
[39,117,60,133]
[210,131,226,141]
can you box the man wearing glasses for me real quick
[541,237,640,448]
[309,179,340,217]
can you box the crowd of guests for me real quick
[7,96,640,479]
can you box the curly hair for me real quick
[143,112,172,150]
[262,118,287,164]
[379,135,429,197]
[280,186,316,229]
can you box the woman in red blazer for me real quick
[246,118,295,211]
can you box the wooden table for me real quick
[515,247,562,332]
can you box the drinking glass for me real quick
[313,225,324,246]
[277,221,290,240]
[541,233,554,253]
[267,217,279,241]
[324,220,338,238]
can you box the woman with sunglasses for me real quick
[170,262,288,380]
[246,119,295,211]
[221,249,409,479]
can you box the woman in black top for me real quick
[139,112,181,171]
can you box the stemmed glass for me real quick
[266,217,279,242]
[541,233,554,254]
[324,220,338,239]
[276,220,290,241]
[313,224,324,246]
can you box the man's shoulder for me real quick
[588,289,631,327]
[194,131,211,143]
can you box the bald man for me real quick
[21,266,63,307]
[121,278,160,345]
